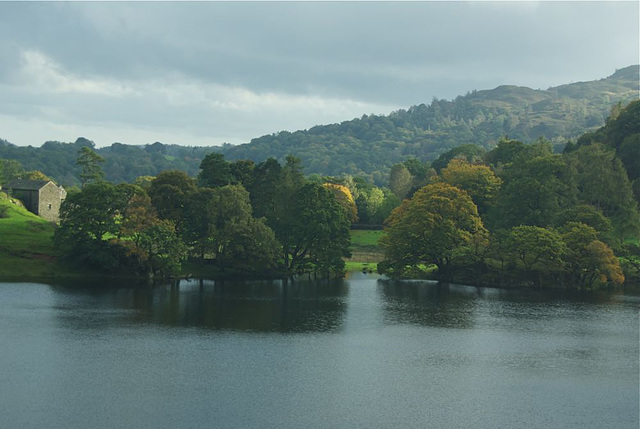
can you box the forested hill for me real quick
[0,139,213,187]
[221,65,638,181]
[0,65,637,186]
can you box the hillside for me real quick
[0,65,637,185]
[0,192,59,278]
[221,65,638,181]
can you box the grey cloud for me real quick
[0,2,637,147]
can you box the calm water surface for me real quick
[0,273,638,428]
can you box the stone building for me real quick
[5,180,67,222]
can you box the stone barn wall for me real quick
[38,182,66,222]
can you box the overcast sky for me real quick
[0,1,638,148]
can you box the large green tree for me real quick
[148,170,197,233]
[560,222,624,288]
[566,143,639,240]
[379,182,486,279]
[488,154,577,229]
[182,185,279,274]
[505,225,566,273]
[283,183,351,277]
[198,152,232,188]
[55,182,186,276]
[439,158,501,216]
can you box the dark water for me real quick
[0,273,638,428]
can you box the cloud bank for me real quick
[0,2,637,147]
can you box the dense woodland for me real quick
[0,66,637,186]
[379,100,640,288]
[43,153,357,279]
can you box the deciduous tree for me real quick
[379,182,486,279]
[439,159,501,215]
[76,146,105,186]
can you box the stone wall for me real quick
[11,189,39,214]
[38,182,66,222]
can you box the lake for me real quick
[0,273,638,428]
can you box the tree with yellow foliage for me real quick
[439,159,501,216]
[378,182,486,279]
[323,183,358,223]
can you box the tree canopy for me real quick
[379,182,486,279]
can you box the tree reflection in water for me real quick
[50,277,349,333]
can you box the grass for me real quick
[345,261,378,273]
[0,192,64,279]
[346,229,385,272]
[350,229,384,247]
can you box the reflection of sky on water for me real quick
[0,277,638,428]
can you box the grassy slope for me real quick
[0,192,63,278]
[346,229,385,272]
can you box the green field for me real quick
[346,229,385,272]
[350,229,383,247]
[0,192,62,278]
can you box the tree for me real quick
[208,185,276,271]
[148,170,197,233]
[248,157,283,220]
[388,164,412,199]
[76,146,105,186]
[581,240,625,287]
[488,154,577,229]
[132,220,187,278]
[439,159,501,216]
[485,138,525,167]
[374,189,401,225]
[560,222,624,288]
[283,183,351,277]
[250,156,308,271]
[0,159,24,185]
[431,144,486,172]
[403,158,429,181]
[566,143,639,240]
[554,204,613,242]
[617,133,640,183]
[504,225,566,285]
[355,186,386,224]
[323,183,358,223]
[56,182,124,244]
[229,159,255,188]
[198,152,232,188]
[379,182,486,279]
[183,185,280,274]
[23,171,53,182]
[54,182,129,270]
[55,182,187,277]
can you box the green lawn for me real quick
[345,261,378,273]
[346,229,385,272]
[350,229,383,247]
[0,193,61,278]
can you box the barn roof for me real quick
[5,180,52,191]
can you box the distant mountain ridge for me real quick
[0,65,638,185]
[219,65,638,180]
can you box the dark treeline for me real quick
[0,138,212,187]
[51,153,355,279]
[0,66,637,186]
[378,100,640,289]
